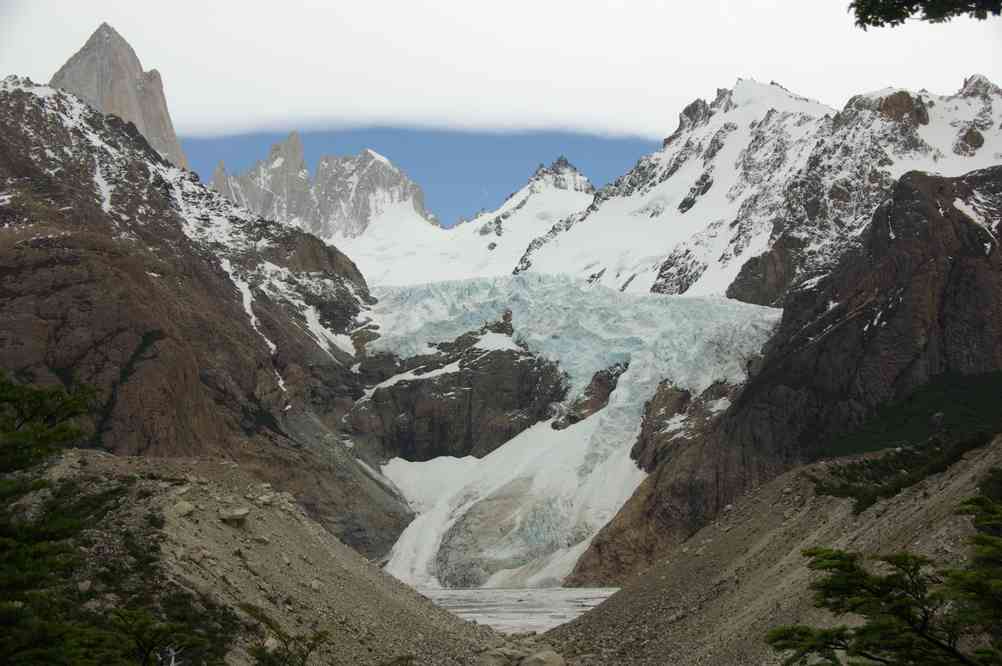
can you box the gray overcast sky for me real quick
[2,0,1000,139]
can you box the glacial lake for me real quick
[422,587,619,634]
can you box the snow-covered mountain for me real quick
[335,157,595,285]
[216,148,596,285]
[515,75,1002,303]
[213,131,438,240]
[215,75,999,304]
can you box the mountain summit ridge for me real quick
[49,23,189,169]
[213,130,437,240]
[513,73,1002,303]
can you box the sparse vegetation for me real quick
[0,371,95,473]
[767,469,1002,665]
[811,431,993,513]
[0,375,240,664]
[241,602,334,666]
[818,372,1002,460]
[808,372,1002,512]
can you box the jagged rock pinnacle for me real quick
[50,23,189,169]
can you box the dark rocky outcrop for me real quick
[955,126,986,156]
[348,314,568,461]
[724,234,806,305]
[876,90,930,126]
[571,166,1002,584]
[552,362,628,430]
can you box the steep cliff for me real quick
[50,23,189,169]
[570,165,1002,584]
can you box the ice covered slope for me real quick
[370,275,780,588]
[514,75,1002,304]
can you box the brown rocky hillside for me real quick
[551,437,1002,665]
[571,166,1002,585]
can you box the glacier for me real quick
[370,274,781,588]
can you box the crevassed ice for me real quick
[374,274,780,588]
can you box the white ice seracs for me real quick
[375,274,780,588]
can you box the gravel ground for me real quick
[49,450,502,665]
[547,439,1002,665]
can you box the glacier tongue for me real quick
[374,275,780,588]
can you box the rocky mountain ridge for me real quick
[50,23,189,169]
[516,75,1002,304]
[211,73,1000,310]
[217,147,598,286]
[213,131,438,240]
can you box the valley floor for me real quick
[423,587,618,634]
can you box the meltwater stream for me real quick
[422,587,619,634]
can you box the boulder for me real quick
[174,500,195,517]
[521,651,565,666]
[218,507,250,525]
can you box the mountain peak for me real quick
[729,78,833,115]
[959,73,1001,98]
[664,79,833,147]
[92,21,125,41]
[530,156,593,193]
[266,131,306,169]
[216,138,435,238]
[50,23,189,169]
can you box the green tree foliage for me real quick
[766,470,1002,665]
[0,375,238,664]
[850,0,1001,28]
[242,603,333,666]
[109,609,209,666]
[0,372,95,472]
[249,630,332,666]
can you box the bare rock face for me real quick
[347,314,568,461]
[212,132,315,229]
[214,136,437,240]
[566,381,737,585]
[570,166,1002,584]
[0,77,410,559]
[876,90,930,126]
[552,362,628,430]
[50,23,189,169]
